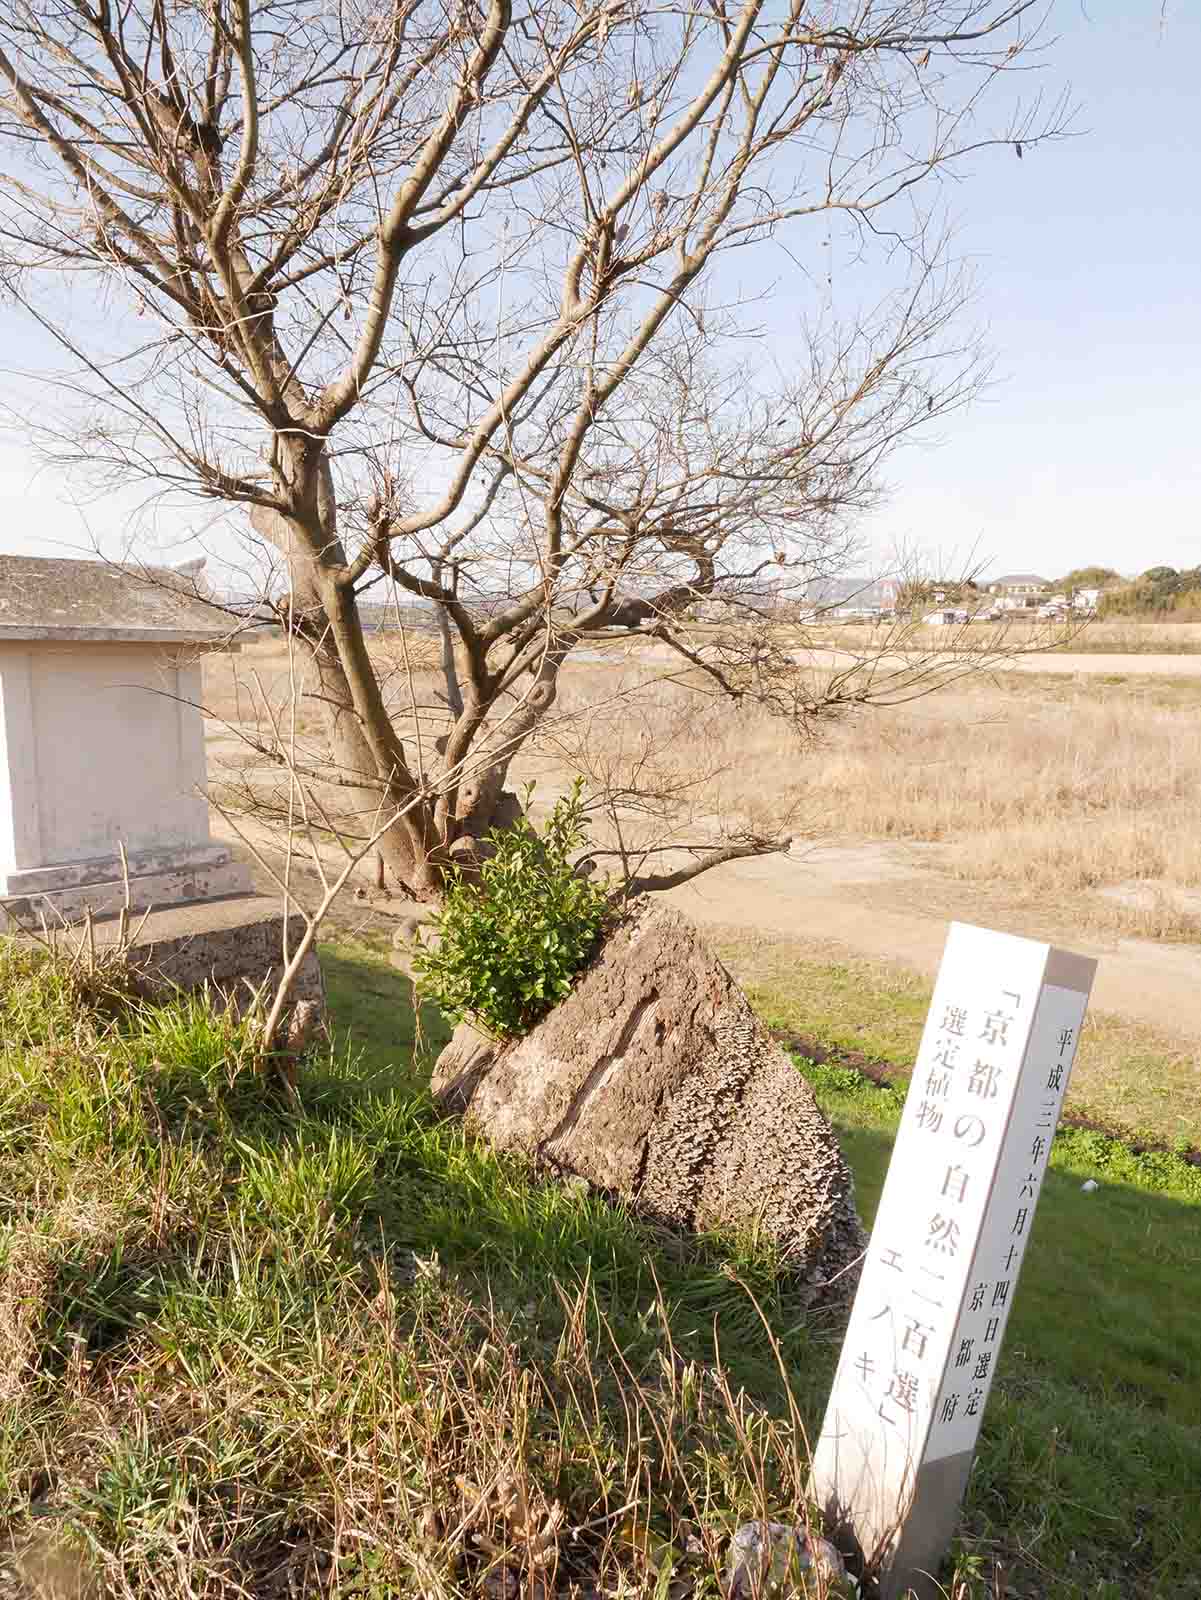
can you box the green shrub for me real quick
[413,780,610,1038]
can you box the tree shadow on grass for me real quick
[318,940,451,1085]
[837,1117,1201,1427]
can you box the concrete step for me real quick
[1,859,254,928]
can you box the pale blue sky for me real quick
[880,1,1201,579]
[0,1,1196,583]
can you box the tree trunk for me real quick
[260,481,443,897]
[289,579,439,895]
[253,496,530,903]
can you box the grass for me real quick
[717,930,1201,1154]
[796,676,1201,916]
[0,940,849,1600]
[983,669,1201,712]
[2,934,1200,1599]
[818,621,1201,655]
[206,635,1201,946]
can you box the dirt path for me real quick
[986,651,1201,676]
[663,841,1201,1041]
[208,787,1201,1045]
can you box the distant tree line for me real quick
[894,566,1201,621]
[1094,567,1201,620]
[894,578,981,611]
[1051,566,1122,594]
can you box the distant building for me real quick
[984,573,1049,599]
[806,576,899,613]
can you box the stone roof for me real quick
[0,556,238,644]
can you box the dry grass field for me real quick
[551,659,1201,941]
[812,618,1201,654]
[797,672,1201,921]
[203,632,1201,945]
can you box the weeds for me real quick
[0,945,846,1600]
[4,940,1199,1599]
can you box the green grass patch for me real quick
[720,935,1201,1153]
[794,1055,1201,1595]
[1,936,1198,1600]
[0,939,846,1600]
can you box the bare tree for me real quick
[0,0,1068,904]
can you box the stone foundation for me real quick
[93,894,324,1010]
[0,843,253,928]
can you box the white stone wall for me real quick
[0,641,210,873]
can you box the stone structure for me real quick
[0,556,252,925]
[432,900,866,1298]
[100,895,325,1010]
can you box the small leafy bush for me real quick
[413,781,610,1038]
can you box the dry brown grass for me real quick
[204,636,1201,941]
[539,661,1201,939]
[203,632,446,734]
[803,677,1193,835]
[817,619,1201,654]
[799,675,1201,926]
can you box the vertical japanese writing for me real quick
[927,976,1091,1460]
[813,919,1095,1575]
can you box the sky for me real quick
[0,0,1197,585]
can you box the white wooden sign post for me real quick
[810,922,1097,1599]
